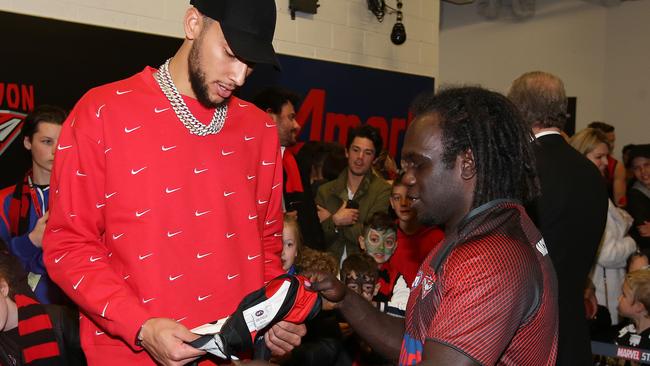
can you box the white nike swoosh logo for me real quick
[123,275,130,280]
[124,126,141,133]
[194,168,208,174]
[248,214,258,220]
[244,136,255,141]
[226,233,235,238]
[227,274,239,280]
[76,170,87,177]
[104,148,112,154]
[221,149,234,156]
[223,191,235,197]
[131,167,147,175]
[274,232,283,237]
[89,256,102,262]
[272,182,282,189]
[112,233,124,240]
[257,199,268,204]
[135,209,151,217]
[247,254,260,260]
[264,259,272,264]
[101,301,109,317]
[116,89,132,95]
[167,231,182,238]
[238,103,248,107]
[247,175,256,180]
[96,104,105,118]
[196,252,212,259]
[161,145,176,151]
[262,161,275,166]
[70,118,76,127]
[198,294,212,301]
[69,213,77,217]
[165,187,181,194]
[96,203,105,208]
[73,275,85,290]
[105,192,117,199]
[54,252,68,263]
[195,210,211,217]
[142,298,155,304]
[95,330,104,336]
[265,219,278,225]
[265,122,276,127]
[169,274,183,281]
[51,228,63,233]
[176,316,187,322]
[57,144,72,151]
[154,107,169,113]
[139,253,153,260]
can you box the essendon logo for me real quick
[0,110,27,158]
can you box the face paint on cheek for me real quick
[364,229,397,262]
[345,273,377,302]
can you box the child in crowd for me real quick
[357,212,409,317]
[341,253,379,303]
[339,253,392,366]
[0,241,85,365]
[615,269,650,349]
[282,214,302,274]
[280,246,342,366]
[0,106,70,305]
[388,173,444,287]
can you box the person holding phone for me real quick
[315,125,391,266]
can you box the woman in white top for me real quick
[570,128,637,324]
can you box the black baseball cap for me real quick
[190,0,281,69]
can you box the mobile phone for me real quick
[346,199,359,209]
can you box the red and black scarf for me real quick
[15,294,61,365]
[8,171,34,237]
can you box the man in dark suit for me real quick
[509,71,608,366]
[252,87,325,250]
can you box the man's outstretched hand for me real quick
[307,272,348,310]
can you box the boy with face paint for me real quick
[358,212,409,317]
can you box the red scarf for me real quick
[15,294,61,365]
[282,150,303,194]
[8,171,37,237]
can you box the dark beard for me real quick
[188,40,228,109]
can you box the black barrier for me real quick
[592,341,650,364]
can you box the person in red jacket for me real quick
[42,1,305,365]
[388,174,444,287]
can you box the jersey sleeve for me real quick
[42,93,151,349]
[425,238,536,365]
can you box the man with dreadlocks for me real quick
[310,86,559,365]
[508,71,608,366]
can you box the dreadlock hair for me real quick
[410,86,540,207]
[508,71,567,130]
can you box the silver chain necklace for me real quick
[153,58,227,136]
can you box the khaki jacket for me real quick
[315,168,391,265]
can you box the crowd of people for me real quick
[0,0,649,365]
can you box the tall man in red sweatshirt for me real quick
[42,1,305,364]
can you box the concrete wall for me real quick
[439,0,649,158]
[603,0,650,151]
[0,0,439,77]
